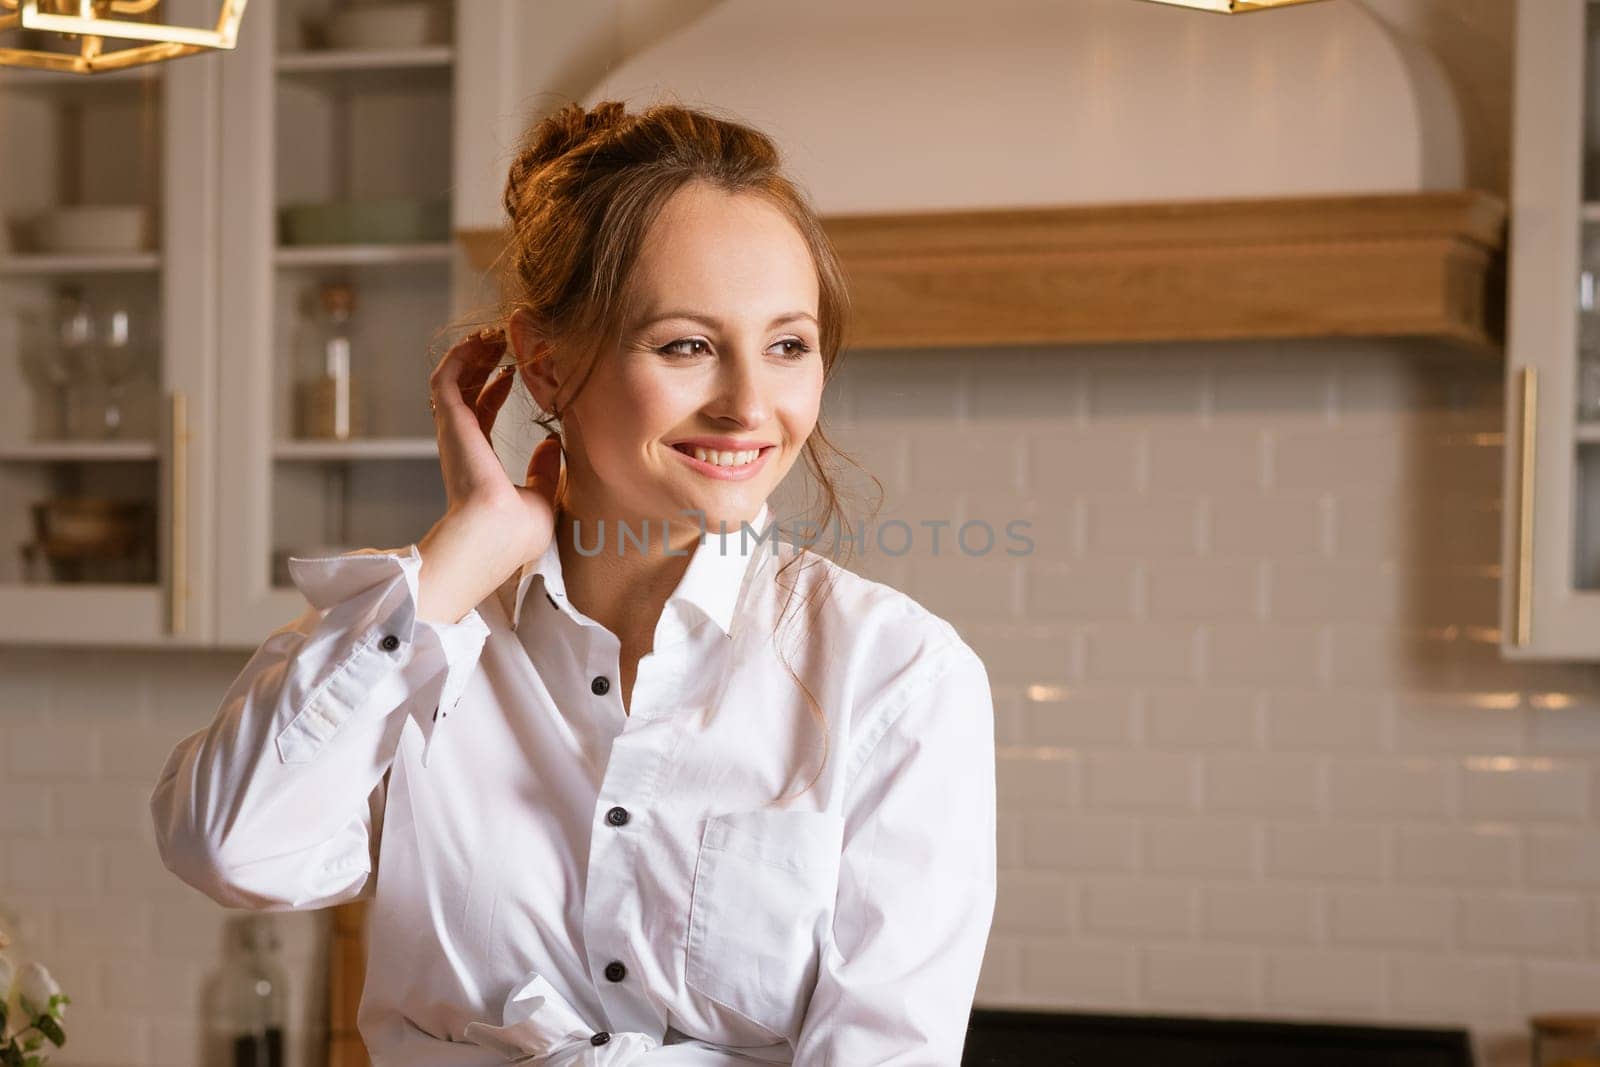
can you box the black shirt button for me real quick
[604,960,627,982]
[591,675,610,695]
[605,806,629,827]
[379,634,401,652]
[590,1031,611,1046]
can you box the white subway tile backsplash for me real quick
[1523,961,1600,1013]
[1326,758,1457,820]
[1267,562,1404,624]
[1145,560,1261,623]
[1461,758,1590,822]
[1202,884,1319,944]
[1018,939,1138,1008]
[908,426,1027,494]
[1084,623,1199,683]
[1210,493,1327,558]
[1265,690,1391,752]
[1273,430,1409,492]
[1264,949,1387,1012]
[994,871,1074,933]
[1206,623,1324,685]
[1087,359,1206,421]
[1142,945,1258,1006]
[7,724,101,781]
[1327,889,1456,948]
[1085,495,1205,557]
[1081,879,1195,937]
[1022,814,1141,873]
[8,841,101,894]
[1265,824,1387,883]
[1203,754,1322,815]
[1395,825,1520,887]
[1393,693,1531,754]
[1144,688,1261,750]
[1022,687,1138,747]
[1086,751,1199,812]
[0,782,52,837]
[997,750,1079,808]
[1026,429,1145,493]
[1026,560,1140,623]
[1389,954,1519,1018]
[1147,430,1268,493]
[1525,829,1600,887]
[1143,818,1260,876]
[1460,892,1587,956]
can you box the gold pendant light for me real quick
[0,0,247,74]
[1139,0,1327,12]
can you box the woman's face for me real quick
[521,181,824,539]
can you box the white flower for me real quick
[17,962,61,1016]
[0,952,12,1037]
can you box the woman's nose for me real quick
[708,351,772,426]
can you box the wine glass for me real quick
[93,300,144,438]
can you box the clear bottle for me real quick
[294,281,367,439]
[220,915,288,1067]
[1578,228,1600,422]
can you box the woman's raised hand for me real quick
[416,328,564,625]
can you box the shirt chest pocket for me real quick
[684,808,845,1041]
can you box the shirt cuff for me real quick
[280,545,490,767]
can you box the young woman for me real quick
[152,101,997,1066]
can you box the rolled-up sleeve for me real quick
[150,544,491,911]
[792,631,998,1066]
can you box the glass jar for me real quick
[216,915,289,1067]
[1578,253,1600,422]
[293,281,368,440]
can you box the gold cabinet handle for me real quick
[168,389,188,636]
[1514,366,1537,648]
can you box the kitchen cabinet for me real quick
[0,58,219,645]
[0,0,462,647]
[213,0,460,645]
[1503,0,1600,659]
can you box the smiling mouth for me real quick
[671,443,772,468]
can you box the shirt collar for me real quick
[507,501,773,636]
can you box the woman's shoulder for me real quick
[759,541,988,698]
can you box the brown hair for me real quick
[482,98,882,802]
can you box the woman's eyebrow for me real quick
[631,310,818,331]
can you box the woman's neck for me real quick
[553,506,703,653]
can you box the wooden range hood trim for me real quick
[457,190,1507,352]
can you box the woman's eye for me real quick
[660,338,710,358]
[775,339,813,359]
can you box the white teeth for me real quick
[689,447,760,467]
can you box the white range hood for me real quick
[581,0,1465,215]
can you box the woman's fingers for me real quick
[524,436,563,503]
[474,364,516,440]
[430,328,505,416]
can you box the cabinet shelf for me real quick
[275,47,453,90]
[274,243,451,268]
[275,438,438,461]
[0,441,159,462]
[0,253,161,276]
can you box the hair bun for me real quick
[504,101,629,226]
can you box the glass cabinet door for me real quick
[0,53,217,645]
[1504,0,1600,658]
[216,0,457,645]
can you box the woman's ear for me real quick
[508,307,560,411]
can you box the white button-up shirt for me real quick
[150,501,997,1066]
